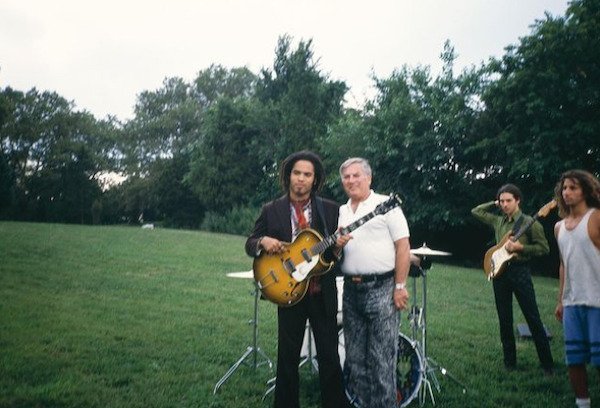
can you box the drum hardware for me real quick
[408,305,423,328]
[410,243,452,257]
[213,272,273,394]
[407,251,468,406]
[263,377,276,401]
[299,324,320,373]
[397,333,424,407]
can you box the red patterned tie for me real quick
[293,200,321,295]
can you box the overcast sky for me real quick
[1,0,570,122]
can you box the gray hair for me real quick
[339,157,372,178]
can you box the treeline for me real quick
[1,0,599,272]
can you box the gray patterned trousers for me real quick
[343,276,398,408]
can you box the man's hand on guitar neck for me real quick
[329,227,352,259]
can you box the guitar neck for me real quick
[511,214,538,241]
[313,208,388,255]
[509,199,557,242]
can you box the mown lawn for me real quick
[0,222,596,407]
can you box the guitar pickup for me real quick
[283,258,296,274]
[301,249,311,262]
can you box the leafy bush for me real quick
[200,206,260,236]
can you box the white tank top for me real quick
[557,208,600,307]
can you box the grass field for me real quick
[0,221,597,407]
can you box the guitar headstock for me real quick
[537,199,557,218]
[374,193,403,215]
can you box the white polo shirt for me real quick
[338,190,410,275]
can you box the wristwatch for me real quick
[395,282,406,291]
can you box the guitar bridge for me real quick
[256,270,279,289]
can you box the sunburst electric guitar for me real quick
[253,194,402,307]
[483,199,557,280]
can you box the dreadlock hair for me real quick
[279,150,325,195]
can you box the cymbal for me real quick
[410,243,452,257]
[226,270,254,279]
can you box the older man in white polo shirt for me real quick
[336,157,411,408]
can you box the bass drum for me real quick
[340,332,423,408]
[396,332,423,407]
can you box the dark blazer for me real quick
[245,194,341,315]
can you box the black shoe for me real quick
[504,364,516,371]
[543,368,554,377]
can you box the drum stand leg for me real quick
[409,263,467,406]
[262,377,276,401]
[418,355,467,406]
[213,283,273,394]
[423,356,467,398]
[299,324,319,373]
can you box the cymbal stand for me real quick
[213,282,273,394]
[408,259,467,406]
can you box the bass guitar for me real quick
[483,199,556,280]
[253,194,402,307]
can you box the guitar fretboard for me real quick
[309,197,399,256]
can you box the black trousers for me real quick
[492,263,554,369]
[274,292,346,408]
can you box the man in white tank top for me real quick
[554,169,600,408]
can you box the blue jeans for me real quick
[343,277,398,408]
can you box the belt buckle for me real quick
[351,276,362,283]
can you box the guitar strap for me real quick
[315,195,329,234]
[511,215,524,235]
[307,195,331,295]
[518,214,535,242]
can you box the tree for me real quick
[119,66,260,223]
[472,0,600,208]
[0,92,15,217]
[186,97,264,212]
[318,108,371,199]
[122,66,258,176]
[255,35,348,192]
[148,155,203,228]
[366,42,485,229]
[0,87,115,223]
[0,149,15,218]
[192,64,257,106]
[122,77,199,175]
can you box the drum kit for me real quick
[399,243,467,407]
[215,243,467,406]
